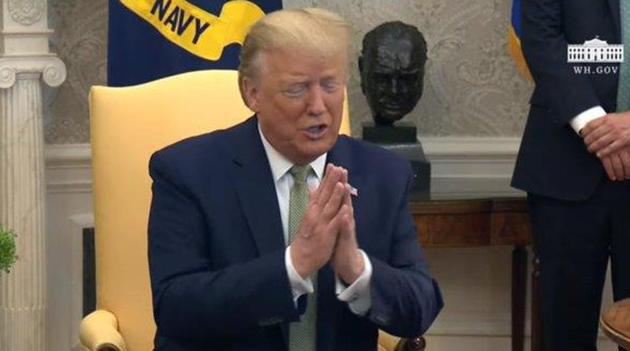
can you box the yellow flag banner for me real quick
[118,0,265,61]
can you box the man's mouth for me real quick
[302,124,328,139]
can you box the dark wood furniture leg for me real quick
[512,245,527,351]
[531,254,542,351]
[400,336,426,351]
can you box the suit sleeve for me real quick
[366,164,444,337]
[148,152,299,341]
[522,0,602,124]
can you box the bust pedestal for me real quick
[362,121,431,200]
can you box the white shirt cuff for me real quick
[285,246,314,306]
[570,106,606,135]
[335,250,372,316]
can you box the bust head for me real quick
[359,21,427,125]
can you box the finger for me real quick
[339,167,348,184]
[587,132,615,153]
[620,149,630,178]
[339,205,356,236]
[342,182,354,218]
[581,116,607,137]
[343,185,352,207]
[602,157,616,181]
[316,164,340,207]
[308,184,319,203]
[338,167,353,206]
[596,138,625,158]
[326,209,345,239]
[584,125,611,145]
[306,187,323,219]
[583,119,611,144]
[298,200,319,235]
[611,153,625,180]
[321,181,346,221]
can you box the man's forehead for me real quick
[258,49,348,77]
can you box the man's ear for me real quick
[241,76,260,111]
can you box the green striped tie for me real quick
[617,0,630,111]
[288,165,317,351]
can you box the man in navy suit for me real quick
[147,8,442,351]
[513,1,630,350]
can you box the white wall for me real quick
[44,139,617,351]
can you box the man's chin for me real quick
[298,139,336,161]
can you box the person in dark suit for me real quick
[147,8,442,351]
[512,1,630,350]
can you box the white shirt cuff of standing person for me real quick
[571,106,607,135]
[285,247,372,315]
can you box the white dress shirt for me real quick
[571,106,607,134]
[258,124,372,316]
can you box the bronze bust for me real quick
[359,21,427,126]
[359,21,431,200]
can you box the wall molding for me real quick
[45,144,92,194]
[44,138,524,197]
[422,137,523,198]
[422,137,521,157]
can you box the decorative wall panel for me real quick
[46,0,532,143]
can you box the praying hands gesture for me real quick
[290,164,364,283]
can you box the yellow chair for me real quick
[600,298,630,350]
[79,69,416,351]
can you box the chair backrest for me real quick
[89,69,350,350]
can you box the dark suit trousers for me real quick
[528,180,630,351]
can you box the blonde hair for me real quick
[238,8,350,103]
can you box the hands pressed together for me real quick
[582,112,630,181]
[290,164,365,285]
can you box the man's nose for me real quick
[307,87,326,116]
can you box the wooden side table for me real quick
[409,197,539,351]
[601,298,630,350]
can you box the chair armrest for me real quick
[378,330,401,351]
[79,310,127,351]
[378,330,426,351]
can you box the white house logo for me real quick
[568,37,623,63]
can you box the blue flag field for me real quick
[108,0,282,86]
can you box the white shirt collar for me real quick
[257,122,326,182]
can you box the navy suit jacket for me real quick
[148,117,443,351]
[512,0,621,200]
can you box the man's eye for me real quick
[283,85,307,97]
[322,81,341,92]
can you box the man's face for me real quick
[243,49,347,165]
[361,37,425,124]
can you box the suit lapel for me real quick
[232,117,286,259]
[609,0,621,40]
[231,117,290,346]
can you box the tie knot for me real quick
[289,165,312,184]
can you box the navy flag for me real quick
[108,0,282,86]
